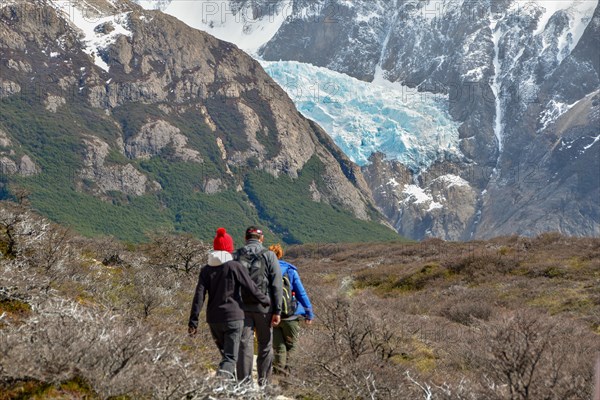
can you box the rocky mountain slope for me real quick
[266,0,600,240]
[0,0,398,243]
[147,0,600,240]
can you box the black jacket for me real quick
[188,251,270,328]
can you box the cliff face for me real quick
[253,0,600,239]
[0,0,396,242]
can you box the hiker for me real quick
[235,226,282,386]
[269,244,314,376]
[188,227,270,380]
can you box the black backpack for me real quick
[236,248,269,303]
[281,271,298,318]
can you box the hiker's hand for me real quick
[305,319,313,326]
[188,326,197,336]
[271,314,281,327]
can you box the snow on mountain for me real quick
[528,0,596,49]
[131,0,600,239]
[50,0,132,72]
[494,0,598,131]
[136,0,597,166]
[135,0,171,11]
[136,0,291,55]
[402,184,442,212]
[489,15,504,155]
[133,1,460,170]
[261,60,461,169]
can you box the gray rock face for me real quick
[0,131,40,176]
[77,3,320,180]
[363,153,478,240]
[7,59,32,73]
[477,89,600,238]
[0,129,13,149]
[251,0,599,239]
[0,79,21,99]
[0,154,40,177]
[44,95,65,113]
[79,136,162,197]
[18,155,39,176]
[125,120,202,162]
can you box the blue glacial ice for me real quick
[260,60,461,169]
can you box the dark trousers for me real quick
[237,312,273,385]
[208,320,244,379]
[273,319,300,375]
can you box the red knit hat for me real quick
[213,227,234,253]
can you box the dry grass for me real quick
[1,201,599,399]
[284,235,600,398]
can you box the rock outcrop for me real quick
[0,130,40,176]
[125,120,202,162]
[79,137,161,197]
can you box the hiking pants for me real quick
[273,319,300,375]
[208,320,244,380]
[237,312,273,385]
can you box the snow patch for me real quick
[401,184,443,212]
[434,174,469,188]
[0,0,19,8]
[524,0,597,42]
[387,178,400,187]
[538,98,580,131]
[50,0,132,72]
[489,16,504,154]
[427,201,443,212]
[356,11,380,23]
[135,0,162,9]
[583,134,600,150]
[523,0,598,62]
[154,0,291,55]
[464,66,485,81]
[403,185,432,205]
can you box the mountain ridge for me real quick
[0,0,399,243]
[143,0,600,239]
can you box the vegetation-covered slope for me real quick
[0,0,398,245]
[1,201,598,399]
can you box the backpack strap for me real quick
[232,248,243,261]
[258,248,269,264]
[257,248,270,277]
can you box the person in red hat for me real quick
[188,227,270,380]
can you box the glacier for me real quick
[261,61,461,168]
[134,0,596,171]
[134,0,461,169]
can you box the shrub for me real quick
[392,263,448,291]
[142,230,210,275]
[443,254,518,282]
[441,301,493,326]
[468,311,598,400]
